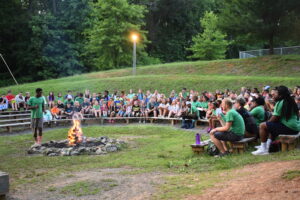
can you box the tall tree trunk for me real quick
[269,35,274,55]
[52,0,57,14]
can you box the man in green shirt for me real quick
[253,86,300,155]
[210,99,245,157]
[27,88,45,145]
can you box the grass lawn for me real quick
[1,55,300,94]
[1,125,299,199]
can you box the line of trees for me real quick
[1,0,299,86]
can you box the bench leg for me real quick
[171,120,174,126]
[6,126,11,133]
[281,143,288,152]
[126,119,129,124]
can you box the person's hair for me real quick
[251,96,265,106]
[276,86,299,120]
[36,88,42,93]
[223,98,233,108]
[236,97,246,107]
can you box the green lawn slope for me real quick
[1,55,300,94]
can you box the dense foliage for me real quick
[0,0,299,86]
[188,12,229,60]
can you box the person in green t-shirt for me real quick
[75,93,84,105]
[250,96,266,126]
[27,88,45,145]
[252,86,300,156]
[210,99,245,157]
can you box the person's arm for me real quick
[268,115,280,122]
[27,98,38,110]
[212,121,232,133]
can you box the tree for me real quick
[85,0,148,70]
[132,0,217,62]
[27,0,91,79]
[219,0,300,54]
[188,11,229,60]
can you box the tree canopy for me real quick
[0,0,299,86]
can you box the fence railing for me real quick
[239,46,300,59]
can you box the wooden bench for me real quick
[0,122,31,132]
[278,133,300,152]
[190,139,211,154]
[230,137,256,153]
[0,113,30,119]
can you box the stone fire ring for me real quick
[27,136,126,156]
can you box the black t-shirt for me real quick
[132,105,140,112]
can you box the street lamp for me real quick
[131,33,138,76]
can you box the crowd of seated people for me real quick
[1,86,300,156]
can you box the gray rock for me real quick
[48,153,59,156]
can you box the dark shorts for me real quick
[214,131,243,142]
[31,118,43,129]
[266,121,298,138]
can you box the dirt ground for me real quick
[186,160,300,200]
[8,168,166,200]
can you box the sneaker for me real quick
[207,128,211,133]
[251,148,269,155]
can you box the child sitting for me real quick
[51,104,61,120]
[158,98,169,118]
[124,102,132,117]
[132,101,141,117]
[93,101,101,118]
[168,100,179,118]
[82,98,91,114]
[101,100,108,117]
[64,103,74,119]
[73,101,83,119]
[116,101,126,117]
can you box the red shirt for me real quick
[6,94,15,101]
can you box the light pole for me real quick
[131,33,138,76]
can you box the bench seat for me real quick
[278,133,300,151]
[230,137,256,153]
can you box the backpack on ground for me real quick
[207,141,219,156]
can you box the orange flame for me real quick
[68,119,83,146]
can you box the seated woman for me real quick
[210,99,245,157]
[234,98,259,138]
[252,86,300,155]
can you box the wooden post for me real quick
[281,143,288,152]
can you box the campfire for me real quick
[68,119,83,146]
[27,117,126,156]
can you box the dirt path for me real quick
[186,160,300,200]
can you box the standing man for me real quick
[28,88,45,145]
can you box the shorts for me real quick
[214,131,243,142]
[31,118,43,129]
[266,121,298,138]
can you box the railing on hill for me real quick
[239,46,300,59]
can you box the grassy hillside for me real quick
[1,55,300,94]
